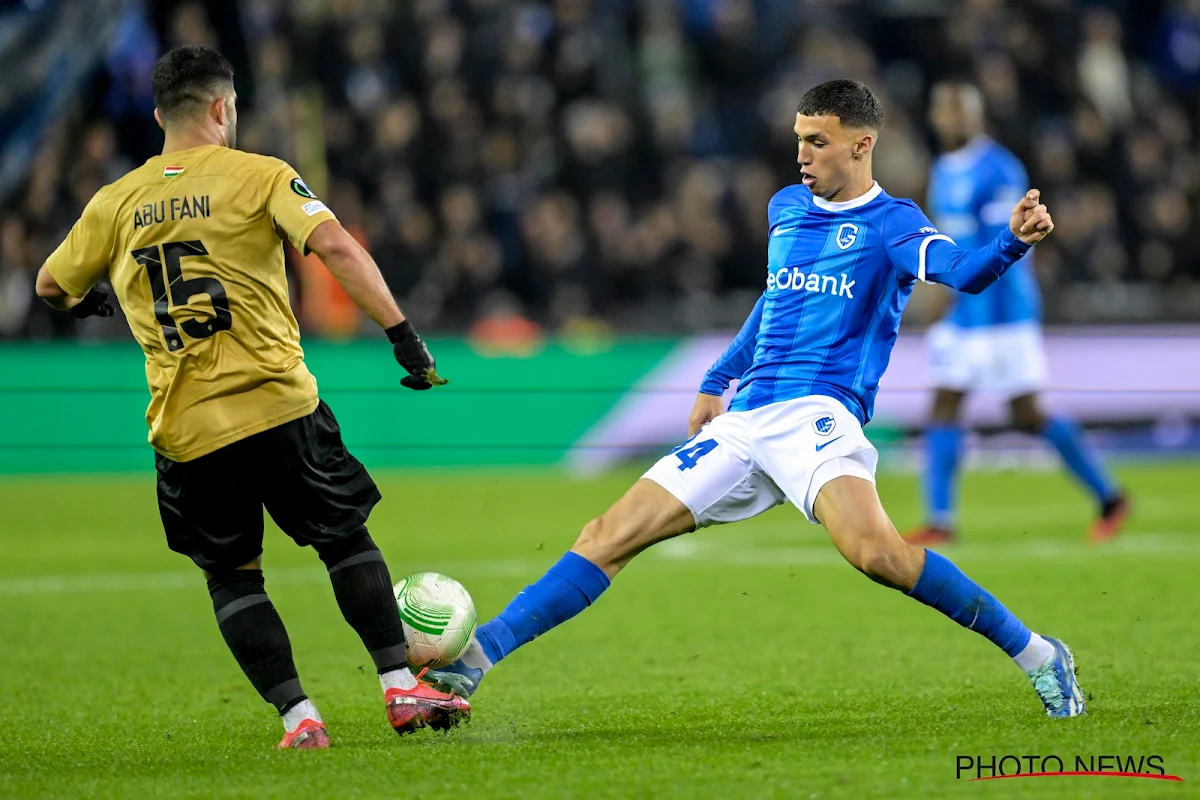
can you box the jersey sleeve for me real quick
[44,193,115,298]
[265,162,338,254]
[885,199,1031,294]
[882,200,956,284]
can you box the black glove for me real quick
[69,283,115,319]
[386,320,448,390]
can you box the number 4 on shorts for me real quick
[671,438,719,471]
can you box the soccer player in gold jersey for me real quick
[34,45,467,749]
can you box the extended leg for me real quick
[428,479,695,697]
[815,475,1085,717]
[477,479,694,662]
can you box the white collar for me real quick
[811,181,883,211]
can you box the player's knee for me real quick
[205,567,266,608]
[852,540,915,590]
[312,527,373,570]
[576,514,619,555]
[574,512,643,569]
[202,556,262,582]
[854,547,895,582]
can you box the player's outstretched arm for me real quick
[305,220,446,390]
[918,191,1052,295]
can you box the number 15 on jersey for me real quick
[131,239,231,352]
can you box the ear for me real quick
[210,95,227,127]
[153,108,165,131]
[853,132,875,160]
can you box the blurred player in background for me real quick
[429,79,1086,721]
[33,45,467,749]
[904,81,1129,547]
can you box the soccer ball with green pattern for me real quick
[393,572,477,668]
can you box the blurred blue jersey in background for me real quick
[927,136,1041,329]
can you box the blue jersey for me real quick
[927,136,1041,327]
[701,181,1031,424]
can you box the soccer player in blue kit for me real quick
[904,80,1128,546]
[431,79,1086,718]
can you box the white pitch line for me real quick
[0,534,1196,597]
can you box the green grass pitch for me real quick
[2,462,1198,799]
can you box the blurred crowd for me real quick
[2,0,1200,341]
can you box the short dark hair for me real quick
[797,79,884,132]
[152,46,235,124]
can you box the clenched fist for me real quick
[1009,189,1054,245]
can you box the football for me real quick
[393,572,478,668]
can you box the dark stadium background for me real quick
[1,0,1197,340]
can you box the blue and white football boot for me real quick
[424,634,490,699]
[1027,636,1086,717]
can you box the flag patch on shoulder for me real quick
[163,166,185,177]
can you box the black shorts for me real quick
[156,400,381,573]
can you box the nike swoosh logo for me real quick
[815,435,844,452]
[772,226,796,237]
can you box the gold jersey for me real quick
[45,145,338,462]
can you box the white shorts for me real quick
[927,321,1048,397]
[642,396,878,527]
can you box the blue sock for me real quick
[1041,416,1118,503]
[475,552,611,665]
[906,550,1031,657]
[925,425,962,529]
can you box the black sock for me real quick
[318,533,409,674]
[207,570,306,713]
